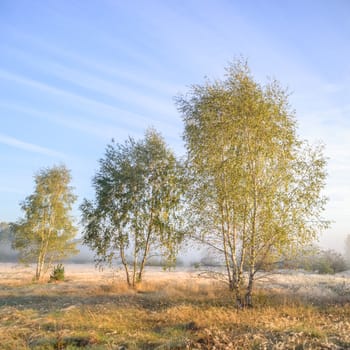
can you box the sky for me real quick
[0,0,349,252]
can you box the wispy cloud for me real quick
[0,133,66,158]
[3,29,184,96]
[2,46,177,118]
[0,101,132,140]
[0,69,179,132]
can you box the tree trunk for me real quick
[244,273,254,308]
[244,175,257,308]
[220,205,233,291]
[233,283,243,309]
[120,246,131,287]
[138,209,154,284]
[35,259,42,280]
[138,239,150,283]
[35,243,46,281]
[132,235,138,288]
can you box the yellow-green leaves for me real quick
[177,59,329,307]
[11,165,78,280]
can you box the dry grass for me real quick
[1,264,350,349]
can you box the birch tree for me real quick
[81,129,185,287]
[177,60,329,307]
[11,165,78,280]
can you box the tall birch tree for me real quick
[177,60,329,307]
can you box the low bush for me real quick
[49,264,65,282]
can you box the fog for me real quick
[0,241,18,262]
[0,240,95,264]
[0,239,206,266]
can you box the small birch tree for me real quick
[11,165,78,280]
[177,60,329,307]
[81,129,185,287]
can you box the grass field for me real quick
[1,264,350,349]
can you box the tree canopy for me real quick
[177,60,329,307]
[81,129,185,287]
[11,165,78,280]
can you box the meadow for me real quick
[1,264,350,349]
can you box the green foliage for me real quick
[11,165,78,280]
[316,250,347,274]
[192,262,201,269]
[177,59,329,306]
[289,245,348,274]
[49,263,65,281]
[81,128,186,287]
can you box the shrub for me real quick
[192,262,201,269]
[200,253,222,267]
[316,250,347,274]
[49,264,65,282]
[287,246,348,274]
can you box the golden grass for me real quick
[1,264,350,349]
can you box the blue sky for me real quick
[1,0,349,251]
